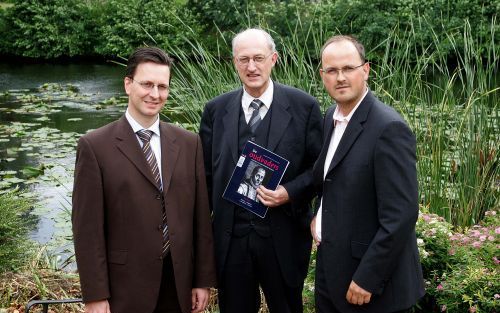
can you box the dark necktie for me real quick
[249,99,264,133]
[137,129,170,255]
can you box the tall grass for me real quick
[168,17,499,228]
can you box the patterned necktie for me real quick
[249,99,264,133]
[137,129,170,255]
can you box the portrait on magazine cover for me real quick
[237,161,271,202]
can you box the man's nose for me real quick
[149,85,160,97]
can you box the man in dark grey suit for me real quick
[311,35,425,313]
[200,28,322,313]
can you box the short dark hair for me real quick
[320,35,366,63]
[125,47,173,78]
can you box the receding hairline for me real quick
[320,35,366,63]
[232,28,276,56]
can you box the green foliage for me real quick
[1,0,97,58]
[416,210,500,312]
[0,190,33,273]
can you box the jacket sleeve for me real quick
[199,103,214,213]
[192,135,217,288]
[352,121,419,294]
[72,136,110,303]
[282,98,323,215]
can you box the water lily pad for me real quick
[0,138,9,142]
[67,118,82,122]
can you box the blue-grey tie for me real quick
[249,99,264,133]
[137,130,170,255]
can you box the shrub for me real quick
[416,210,500,312]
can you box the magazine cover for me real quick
[223,141,289,218]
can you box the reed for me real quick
[168,17,499,228]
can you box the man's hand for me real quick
[257,185,289,207]
[310,216,321,245]
[346,280,371,305]
[84,300,110,313]
[191,288,210,313]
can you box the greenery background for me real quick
[0,0,498,312]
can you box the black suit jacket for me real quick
[313,90,425,312]
[200,82,323,287]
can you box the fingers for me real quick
[191,288,210,313]
[310,217,321,245]
[257,185,289,207]
[346,281,371,305]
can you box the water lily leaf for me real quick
[4,157,16,162]
[0,138,9,142]
[67,118,82,122]
[22,165,45,178]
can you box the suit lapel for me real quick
[325,90,374,175]
[267,83,291,151]
[114,116,159,188]
[315,106,335,177]
[160,122,179,194]
[222,89,243,165]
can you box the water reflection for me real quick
[0,62,125,263]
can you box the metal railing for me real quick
[25,298,82,313]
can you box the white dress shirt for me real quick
[315,88,369,241]
[125,109,163,186]
[241,80,274,123]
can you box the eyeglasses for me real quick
[235,53,274,66]
[320,63,366,77]
[130,78,169,94]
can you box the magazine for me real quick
[222,141,289,218]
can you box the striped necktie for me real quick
[137,129,170,255]
[249,99,264,133]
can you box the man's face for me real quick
[124,62,170,126]
[252,168,266,187]
[233,33,278,98]
[320,40,370,110]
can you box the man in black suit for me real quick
[311,35,425,313]
[200,28,322,313]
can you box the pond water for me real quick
[0,62,126,264]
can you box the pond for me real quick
[0,62,126,265]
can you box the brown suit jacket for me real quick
[72,116,216,313]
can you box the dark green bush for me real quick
[1,0,97,58]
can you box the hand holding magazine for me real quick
[223,141,289,218]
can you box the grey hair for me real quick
[232,28,276,56]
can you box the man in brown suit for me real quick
[72,47,216,313]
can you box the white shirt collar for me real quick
[333,88,369,122]
[125,109,160,136]
[242,80,274,110]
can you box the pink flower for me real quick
[423,215,431,222]
[495,227,500,235]
[493,256,500,265]
[436,284,444,291]
[448,248,456,255]
[469,306,476,313]
[472,241,482,248]
[470,230,481,237]
[488,236,495,241]
[480,235,487,241]
[441,304,447,312]
[494,294,500,299]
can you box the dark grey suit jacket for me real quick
[200,82,323,287]
[313,90,425,312]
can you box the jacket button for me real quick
[156,194,161,200]
[159,255,163,260]
[158,225,162,230]
[325,178,332,182]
